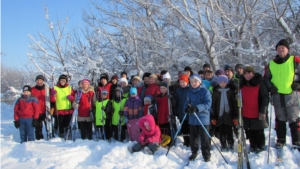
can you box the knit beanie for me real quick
[118,78,128,86]
[190,74,202,84]
[144,95,152,102]
[59,74,68,82]
[100,73,109,81]
[243,66,255,74]
[235,64,244,70]
[160,81,168,88]
[111,75,118,81]
[163,72,171,80]
[36,75,45,81]
[224,65,234,73]
[23,85,32,92]
[179,74,189,83]
[130,87,137,95]
[276,39,289,50]
[218,75,228,84]
[81,79,90,85]
[215,69,225,76]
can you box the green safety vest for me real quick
[95,99,109,126]
[269,56,294,94]
[112,98,127,125]
[54,86,72,110]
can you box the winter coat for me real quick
[74,86,95,122]
[175,85,190,121]
[184,85,212,125]
[97,82,112,99]
[109,83,118,100]
[123,95,143,120]
[211,83,238,127]
[138,114,161,144]
[241,73,269,130]
[133,82,144,96]
[156,93,171,124]
[14,95,40,121]
[145,84,160,98]
[31,84,48,115]
[50,83,75,115]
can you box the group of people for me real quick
[13,39,300,162]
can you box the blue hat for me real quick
[130,87,137,95]
[144,95,153,102]
[218,75,228,84]
[101,89,109,94]
[190,74,202,83]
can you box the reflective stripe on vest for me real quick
[54,86,72,110]
[95,99,109,126]
[269,56,294,94]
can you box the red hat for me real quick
[179,74,189,83]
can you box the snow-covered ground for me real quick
[1,102,300,169]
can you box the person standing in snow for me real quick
[264,39,300,149]
[50,74,75,138]
[211,75,238,151]
[145,74,161,100]
[241,66,269,153]
[109,75,118,100]
[14,85,40,143]
[184,74,212,162]
[234,64,244,80]
[128,114,161,155]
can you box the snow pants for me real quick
[132,142,160,153]
[190,125,211,160]
[19,118,35,143]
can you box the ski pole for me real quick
[166,113,188,156]
[192,112,228,164]
[267,93,273,164]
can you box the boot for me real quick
[275,119,286,149]
[189,153,198,161]
[289,120,300,148]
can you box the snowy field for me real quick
[1,102,300,169]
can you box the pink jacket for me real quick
[138,114,161,144]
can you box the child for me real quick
[14,85,40,143]
[73,79,95,140]
[143,95,157,119]
[128,114,161,155]
[211,75,238,151]
[119,77,131,98]
[184,74,212,162]
[94,89,113,140]
[123,87,143,141]
[111,87,127,141]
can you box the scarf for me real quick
[218,88,230,117]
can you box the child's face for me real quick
[101,93,108,99]
[132,79,139,85]
[190,79,200,88]
[101,78,107,85]
[160,86,168,94]
[149,77,155,84]
[23,91,31,96]
[204,73,212,80]
[130,94,136,98]
[116,91,120,97]
[120,81,127,87]
[145,124,150,131]
[144,100,151,105]
[179,80,188,88]
[111,79,117,84]
[59,79,67,86]
[82,82,89,90]
[219,81,227,88]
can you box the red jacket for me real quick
[14,95,40,121]
[138,114,161,144]
[50,83,75,115]
[145,84,160,98]
[77,89,94,117]
[31,85,48,115]
[156,94,169,124]
[98,83,112,99]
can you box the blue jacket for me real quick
[175,85,190,121]
[184,85,212,125]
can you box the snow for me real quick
[1,102,300,169]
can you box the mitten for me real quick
[211,119,217,125]
[269,86,278,94]
[14,121,20,129]
[50,89,57,96]
[66,95,74,101]
[185,104,197,114]
[232,119,238,125]
[33,120,39,127]
[292,82,300,91]
[258,113,266,121]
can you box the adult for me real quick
[184,66,194,77]
[264,39,300,149]
[97,73,112,100]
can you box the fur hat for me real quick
[142,72,151,80]
[129,87,137,95]
[215,69,225,76]
[190,74,202,84]
[118,78,128,86]
[132,76,141,82]
[163,72,171,80]
[179,74,189,83]
[59,74,68,82]
[243,66,255,74]
[218,75,228,84]
[23,85,31,92]
[36,75,45,81]
[100,73,109,81]
[149,73,158,79]
[276,39,289,50]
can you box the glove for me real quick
[14,121,20,129]
[33,120,39,127]
[185,104,197,114]
[66,95,74,101]
[292,82,300,91]
[73,103,79,110]
[119,110,124,116]
[269,86,278,94]
[232,119,238,125]
[50,89,57,96]
[211,119,217,125]
[259,113,266,121]
[101,106,106,111]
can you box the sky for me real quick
[1,0,91,68]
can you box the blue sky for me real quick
[1,0,91,68]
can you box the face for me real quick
[203,67,210,71]
[277,46,289,58]
[160,86,168,94]
[204,73,212,80]
[59,79,67,86]
[179,80,188,88]
[145,124,151,131]
[163,78,170,83]
[101,93,108,99]
[121,74,127,78]
[82,82,89,90]
[244,72,254,81]
[235,68,243,75]
[111,79,117,84]
[116,91,120,97]
[35,79,44,86]
[120,81,127,87]
[219,81,227,88]
[190,79,200,88]
[185,71,191,77]
[144,100,151,105]
[130,94,136,98]
[225,70,233,79]
[23,91,31,96]
[143,77,150,85]
[132,79,139,85]
[101,78,107,85]
[149,77,155,84]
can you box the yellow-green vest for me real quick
[95,99,109,126]
[269,56,294,94]
[112,98,127,125]
[54,86,72,110]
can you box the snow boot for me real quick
[289,120,300,151]
[275,119,286,149]
[144,146,153,155]
[189,153,198,161]
[127,146,133,154]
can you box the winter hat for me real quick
[142,72,151,80]
[144,95,152,102]
[81,79,90,85]
[59,74,68,82]
[115,86,122,92]
[190,74,202,84]
[101,89,109,95]
[163,72,171,80]
[160,70,168,75]
[121,71,127,77]
[243,66,255,74]
[160,81,168,88]
[235,64,244,70]
[218,75,228,84]
[118,78,128,86]
[132,76,141,82]
[23,85,32,92]
[111,75,118,81]
[149,73,158,79]
[129,87,137,95]
[276,39,289,50]
[179,74,189,83]
[224,65,234,73]
[215,69,225,76]
[36,75,45,81]
[203,63,211,69]
[100,73,109,81]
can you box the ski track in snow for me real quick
[1,102,300,169]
